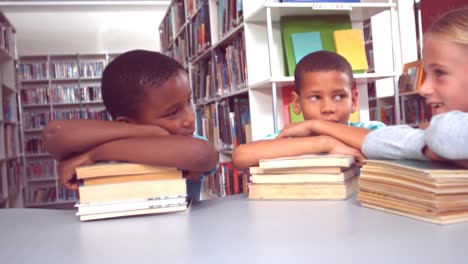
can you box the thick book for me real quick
[79,204,188,221]
[259,154,355,169]
[76,196,187,215]
[358,159,468,224]
[76,162,178,179]
[250,165,352,175]
[248,177,358,200]
[83,171,183,186]
[78,178,187,204]
[250,167,357,184]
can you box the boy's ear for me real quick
[291,90,302,115]
[115,116,136,124]
[351,81,358,113]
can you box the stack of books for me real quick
[75,163,188,221]
[248,154,358,200]
[358,159,468,224]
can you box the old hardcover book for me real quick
[259,154,355,169]
[79,204,188,221]
[83,171,182,186]
[250,167,357,184]
[79,178,187,204]
[248,177,358,200]
[76,162,178,179]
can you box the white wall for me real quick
[1,4,169,56]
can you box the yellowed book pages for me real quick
[358,191,468,224]
[360,173,468,194]
[84,171,183,186]
[250,166,352,175]
[250,167,357,184]
[248,177,357,200]
[364,159,468,179]
[333,29,368,71]
[76,162,178,179]
[79,178,187,204]
[79,204,187,221]
[259,154,354,170]
[245,123,252,143]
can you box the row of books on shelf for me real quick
[204,161,248,197]
[401,95,431,125]
[369,105,395,126]
[186,0,211,59]
[217,0,243,38]
[195,96,250,151]
[165,35,188,68]
[28,184,78,205]
[4,124,19,158]
[3,98,18,122]
[24,108,109,130]
[27,160,54,180]
[191,32,246,102]
[18,60,105,81]
[21,85,103,106]
[0,23,12,52]
[6,160,22,195]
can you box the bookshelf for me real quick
[18,53,114,208]
[0,12,24,208]
[160,0,404,197]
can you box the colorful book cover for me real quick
[290,32,323,63]
[333,29,368,73]
[280,15,352,76]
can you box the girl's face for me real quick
[419,36,468,115]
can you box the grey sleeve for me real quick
[362,125,427,160]
[425,111,468,159]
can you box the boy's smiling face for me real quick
[133,71,195,136]
[292,70,357,124]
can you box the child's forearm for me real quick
[88,135,218,172]
[306,120,370,149]
[42,120,168,160]
[232,136,332,170]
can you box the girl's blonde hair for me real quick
[426,7,468,46]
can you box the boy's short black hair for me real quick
[294,50,354,93]
[101,49,185,119]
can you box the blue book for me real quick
[290,32,323,63]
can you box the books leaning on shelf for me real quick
[75,162,188,221]
[358,159,468,225]
[248,154,358,200]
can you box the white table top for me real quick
[1,194,468,264]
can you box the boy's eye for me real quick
[334,94,346,101]
[165,109,179,118]
[309,95,320,101]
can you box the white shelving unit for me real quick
[160,0,406,196]
[18,53,115,208]
[0,11,24,208]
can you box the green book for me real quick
[289,102,304,123]
[281,15,352,76]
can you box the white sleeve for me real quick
[362,125,427,160]
[425,111,468,159]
